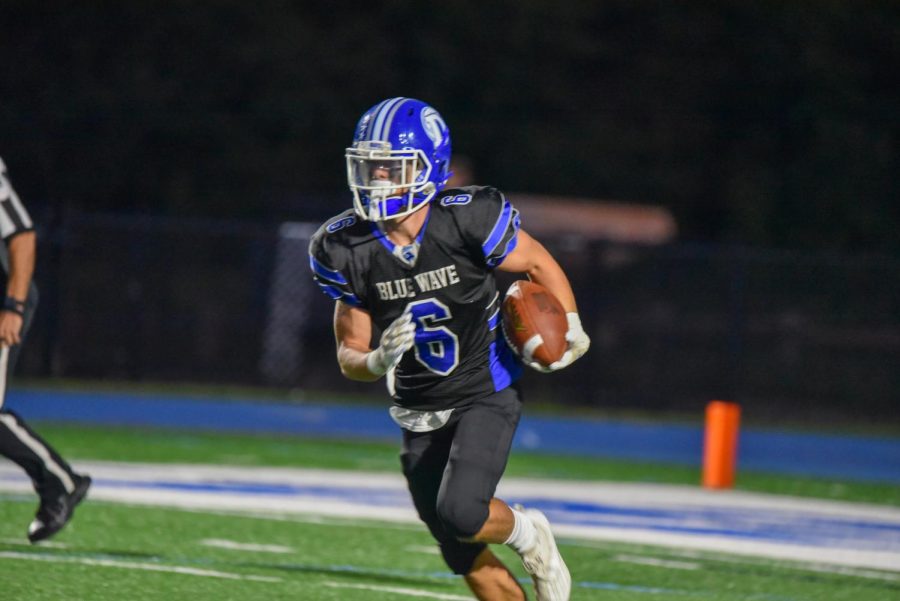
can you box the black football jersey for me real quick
[309,186,523,411]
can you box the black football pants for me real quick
[0,306,79,500]
[400,386,522,575]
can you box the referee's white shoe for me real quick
[520,508,571,601]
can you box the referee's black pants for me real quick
[0,305,80,500]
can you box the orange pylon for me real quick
[702,401,741,489]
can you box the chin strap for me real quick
[366,183,436,222]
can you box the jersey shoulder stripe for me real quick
[486,210,520,267]
[309,255,348,285]
[308,209,368,307]
[484,196,519,266]
[316,281,362,305]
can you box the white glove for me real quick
[366,312,417,376]
[525,312,590,373]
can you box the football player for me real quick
[309,98,589,601]
[0,156,91,543]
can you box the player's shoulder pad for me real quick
[435,185,512,232]
[308,209,366,307]
[311,209,372,269]
[309,209,365,256]
[435,185,520,268]
[317,208,364,238]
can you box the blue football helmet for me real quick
[346,97,452,221]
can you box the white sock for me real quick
[504,507,537,556]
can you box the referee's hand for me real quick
[0,311,23,347]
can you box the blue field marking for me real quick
[6,388,900,483]
[41,474,899,555]
[96,478,411,508]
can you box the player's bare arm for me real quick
[334,300,380,381]
[496,229,577,313]
[0,230,36,347]
[498,228,590,373]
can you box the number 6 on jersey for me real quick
[406,299,459,376]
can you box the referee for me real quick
[0,156,90,543]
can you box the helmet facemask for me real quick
[346,142,436,221]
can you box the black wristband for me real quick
[3,296,25,316]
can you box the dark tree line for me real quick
[1,1,898,252]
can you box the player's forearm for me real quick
[499,230,578,313]
[333,301,382,381]
[5,231,36,301]
[526,258,578,314]
[514,240,578,314]
[337,343,383,382]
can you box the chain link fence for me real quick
[19,211,900,425]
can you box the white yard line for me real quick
[781,562,900,582]
[200,538,293,553]
[323,580,472,600]
[0,551,281,582]
[405,545,443,555]
[184,507,424,531]
[1,537,67,549]
[613,554,700,570]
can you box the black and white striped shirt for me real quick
[0,157,34,241]
[0,157,38,309]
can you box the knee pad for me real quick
[436,492,489,540]
[439,540,487,575]
[411,498,487,574]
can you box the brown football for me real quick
[501,280,568,367]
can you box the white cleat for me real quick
[520,508,571,601]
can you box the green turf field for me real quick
[1,496,897,601]
[1,423,898,600]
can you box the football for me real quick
[501,280,568,367]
